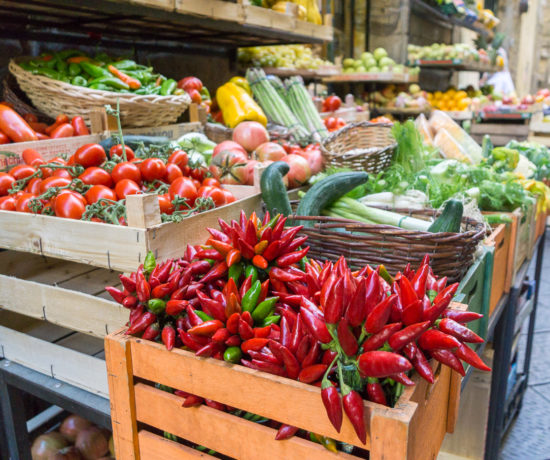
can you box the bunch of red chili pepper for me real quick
[0,141,234,224]
[107,211,490,448]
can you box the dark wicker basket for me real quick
[2,74,53,123]
[289,209,486,283]
[320,121,396,173]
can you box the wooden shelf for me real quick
[373,106,431,116]
[240,66,340,79]
[413,59,500,73]
[322,73,419,84]
[0,0,332,54]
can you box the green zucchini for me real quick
[296,172,369,227]
[260,162,292,217]
[428,199,463,233]
[100,135,171,153]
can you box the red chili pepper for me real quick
[188,320,223,337]
[196,341,221,358]
[337,318,359,356]
[210,239,233,256]
[238,318,255,340]
[442,310,483,323]
[403,262,413,280]
[423,293,453,324]
[122,296,138,309]
[320,272,337,309]
[207,227,231,244]
[403,341,418,360]
[151,282,173,299]
[341,271,356,314]
[149,275,161,291]
[204,399,226,411]
[286,281,308,297]
[119,274,136,293]
[226,313,240,335]
[161,324,176,350]
[280,317,292,349]
[357,351,412,378]
[343,389,366,444]
[278,305,297,328]
[196,291,226,322]
[434,282,458,303]
[223,277,240,302]
[402,299,424,326]
[270,267,304,283]
[268,340,300,379]
[388,320,430,350]
[242,338,269,354]
[438,318,483,343]
[322,350,338,366]
[226,249,241,267]
[289,313,304,353]
[182,394,204,407]
[241,358,286,376]
[298,364,328,383]
[188,260,211,276]
[195,249,224,261]
[321,379,343,433]
[126,311,156,335]
[252,254,268,269]
[434,276,448,293]
[455,343,491,371]
[271,216,287,241]
[238,238,255,259]
[430,349,465,376]
[275,247,309,268]
[105,286,125,304]
[391,372,415,386]
[300,307,332,344]
[366,377,387,405]
[411,347,434,383]
[225,292,241,318]
[242,311,253,327]
[248,350,280,365]
[418,329,461,350]
[318,261,333,286]
[411,264,428,299]
[260,226,272,243]
[283,235,308,254]
[362,322,402,352]
[142,322,160,341]
[262,240,281,261]
[212,327,230,343]
[186,305,204,327]
[365,294,398,334]
[129,305,144,326]
[364,270,382,317]
[244,219,257,246]
[399,275,418,309]
[157,260,174,283]
[301,340,321,368]
[165,299,188,316]
[225,335,241,347]
[324,276,345,324]
[275,424,299,441]
[296,335,311,363]
[278,225,303,250]
[136,278,151,304]
[200,261,228,284]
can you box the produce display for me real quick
[427,88,471,112]
[342,48,419,76]
[238,44,332,70]
[30,414,114,460]
[407,43,502,68]
[252,0,323,24]
[107,209,489,450]
[0,104,90,143]
[430,0,499,29]
[370,84,430,111]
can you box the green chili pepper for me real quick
[94,52,110,63]
[160,78,177,96]
[261,315,281,327]
[19,62,33,71]
[228,262,243,284]
[244,265,258,285]
[241,280,262,312]
[147,298,166,314]
[251,297,279,323]
[32,68,60,79]
[68,62,81,77]
[112,59,138,71]
[57,49,83,60]
[45,59,58,70]
[80,61,110,78]
[144,251,156,274]
[88,83,111,91]
[204,258,216,266]
[55,59,68,74]
[148,86,162,95]
[223,346,242,363]
[195,311,213,322]
[199,86,211,100]
[89,76,129,90]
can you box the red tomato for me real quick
[54,191,86,219]
[22,149,44,166]
[165,163,183,183]
[190,167,207,182]
[73,144,107,168]
[198,186,226,207]
[187,89,202,104]
[169,177,197,206]
[323,95,342,112]
[115,179,141,200]
[191,178,202,190]
[15,193,36,213]
[9,165,36,181]
[220,189,236,204]
[0,172,16,195]
[202,177,221,188]
[53,169,72,180]
[168,149,188,170]
[50,123,74,139]
[157,193,174,215]
[0,195,16,211]
[324,117,337,130]
[26,177,42,195]
[140,158,167,182]
[85,185,117,205]
[111,162,141,184]
[50,156,67,165]
[39,176,71,194]
[78,167,113,187]
[109,144,135,161]
[178,76,203,92]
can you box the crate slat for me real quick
[138,431,208,459]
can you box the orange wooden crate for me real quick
[105,314,463,460]
[484,224,510,315]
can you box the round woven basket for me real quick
[289,209,486,283]
[2,74,53,123]
[9,59,191,128]
[320,122,396,173]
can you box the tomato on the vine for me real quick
[85,185,117,205]
[9,165,36,181]
[220,189,236,204]
[157,193,175,215]
[15,193,36,213]
[165,163,183,184]
[78,167,113,187]
[54,191,86,219]
[39,176,71,194]
[190,167,207,182]
[0,172,16,196]
[169,177,197,206]
[109,144,135,161]
[168,149,188,170]
[74,144,107,168]
[115,179,141,200]
[140,158,167,182]
[53,169,72,180]
[26,177,43,195]
[202,177,221,188]
[111,162,141,184]
[0,195,16,211]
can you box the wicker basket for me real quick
[9,59,191,128]
[2,74,53,123]
[320,122,396,173]
[289,209,486,283]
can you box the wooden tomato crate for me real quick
[0,185,261,272]
[106,309,465,459]
[483,224,511,315]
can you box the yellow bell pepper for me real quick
[216,82,267,128]
[229,76,252,96]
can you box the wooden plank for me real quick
[138,431,208,459]
[134,384,355,460]
[174,0,245,22]
[55,332,104,355]
[56,267,121,296]
[117,122,203,138]
[470,123,529,136]
[242,4,297,32]
[126,194,162,229]
[0,323,108,396]
[105,333,140,460]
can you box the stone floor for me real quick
[500,236,550,459]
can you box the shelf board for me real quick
[414,59,500,73]
[240,66,340,79]
[373,106,431,116]
[477,111,533,121]
[0,0,332,53]
[322,73,419,84]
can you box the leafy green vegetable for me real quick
[505,140,550,180]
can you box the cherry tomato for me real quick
[323,95,342,112]
[26,177,43,195]
[39,176,71,194]
[165,163,183,183]
[111,162,141,184]
[54,191,86,219]
[9,165,36,181]
[202,177,221,188]
[157,193,175,215]
[168,149,188,170]
[190,168,207,182]
[50,156,67,165]
[15,193,36,213]
[324,117,337,130]
[90,217,104,223]
[115,179,141,200]
[109,144,135,161]
[140,158,167,182]
[220,189,236,204]
[0,172,16,195]
[192,178,202,190]
[0,195,16,211]
[22,149,44,166]
[168,177,197,206]
[78,167,113,187]
[53,168,72,180]
[73,143,107,168]
[198,185,226,207]
[84,185,117,205]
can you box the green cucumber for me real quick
[296,172,369,227]
[260,161,292,217]
[428,199,463,233]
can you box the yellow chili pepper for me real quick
[216,82,267,128]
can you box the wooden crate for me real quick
[515,200,536,269]
[470,122,529,146]
[0,186,261,272]
[105,306,466,460]
[484,224,510,316]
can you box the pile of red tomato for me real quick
[0,142,235,223]
[323,116,346,132]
